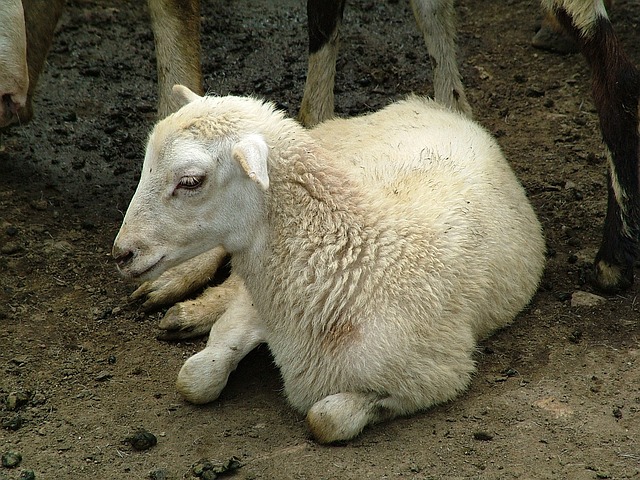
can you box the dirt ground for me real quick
[1,0,639,478]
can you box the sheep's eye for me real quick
[177,175,204,190]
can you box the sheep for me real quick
[112,85,546,443]
[0,0,28,127]
[133,0,639,342]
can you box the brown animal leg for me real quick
[147,0,203,118]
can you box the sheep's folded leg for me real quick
[131,246,228,309]
[176,281,265,404]
[157,272,242,341]
[306,392,399,444]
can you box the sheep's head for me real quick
[112,85,270,281]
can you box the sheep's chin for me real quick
[119,255,166,282]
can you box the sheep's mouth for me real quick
[123,255,166,281]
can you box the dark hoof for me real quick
[532,26,579,54]
[592,259,634,293]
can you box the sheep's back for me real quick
[306,97,545,338]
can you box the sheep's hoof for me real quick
[593,259,633,293]
[156,303,215,341]
[130,276,193,310]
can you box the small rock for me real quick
[9,357,28,366]
[18,470,35,480]
[1,451,22,468]
[0,242,22,255]
[1,413,23,431]
[192,457,243,479]
[63,111,77,122]
[127,430,157,451]
[7,392,29,411]
[473,431,494,441]
[570,291,606,307]
[29,199,48,211]
[149,469,168,480]
[568,330,583,344]
[30,392,46,406]
[94,370,112,382]
[71,158,86,170]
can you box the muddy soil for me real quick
[1,0,639,478]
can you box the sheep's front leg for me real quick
[131,247,228,309]
[176,282,265,404]
[410,0,472,117]
[306,392,400,444]
[157,272,242,341]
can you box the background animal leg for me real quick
[410,0,472,117]
[298,0,346,127]
[147,0,203,118]
[550,1,640,291]
[7,0,65,127]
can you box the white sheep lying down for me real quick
[112,85,545,443]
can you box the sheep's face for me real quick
[112,117,269,282]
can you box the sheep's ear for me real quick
[172,84,201,108]
[232,134,270,190]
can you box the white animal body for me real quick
[0,0,28,126]
[112,85,545,443]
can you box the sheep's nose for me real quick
[112,244,134,268]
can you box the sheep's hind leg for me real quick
[410,0,472,117]
[306,392,405,444]
[176,281,265,404]
[157,272,242,341]
[131,246,229,309]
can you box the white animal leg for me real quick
[157,272,242,341]
[410,0,472,117]
[176,282,265,404]
[306,392,404,444]
[130,246,228,309]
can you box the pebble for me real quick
[29,200,48,211]
[95,370,112,382]
[1,414,23,431]
[19,470,35,480]
[1,451,22,468]
[127,430,157,451]
[149,469,169,480]
[6,392,29,411]
[473,431,494,441]
[0,242,22,255]
[570,291,606,307]
[192,457,242,479]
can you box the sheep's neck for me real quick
[232,140,382,341]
